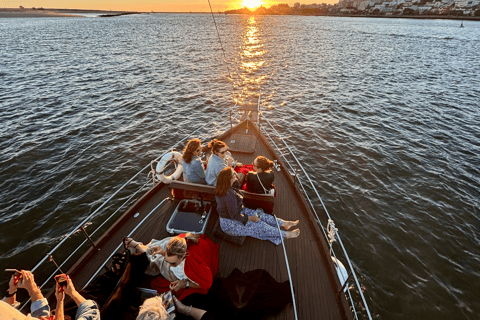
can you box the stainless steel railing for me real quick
[260,116,373,320]
[20,105,239,311]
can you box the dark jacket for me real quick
[215,188,248,225]
[245,171,274,194]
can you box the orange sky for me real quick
[0,0,336,12]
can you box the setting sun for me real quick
[241,0,264,9]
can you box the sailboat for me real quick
[460,20,464,28]
[16,96,373,319]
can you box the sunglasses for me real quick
[218,148,229,155]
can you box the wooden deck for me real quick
[66,120,352,320]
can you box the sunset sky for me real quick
[0,0,336,12]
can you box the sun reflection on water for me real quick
[234,16,267,106]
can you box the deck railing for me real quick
[260,116,373,320]
[20,105,239,311]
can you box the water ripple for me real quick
[1,14,479,320]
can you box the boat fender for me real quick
[332,256,349,292]
[155,151,183,184]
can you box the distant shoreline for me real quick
[0,8,146,18]
[329,14,480,21]
[2,8,480,21]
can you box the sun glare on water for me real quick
[242,0,264,9]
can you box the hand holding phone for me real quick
[162,291,175,314]
[54,274,68,292]
[5,269,22,285]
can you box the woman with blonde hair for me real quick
[214,167,300,245]
[136,294,213,320]
[125,233,219,301]
[182,139,206,184]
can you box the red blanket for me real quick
[150,234,219,301]
[234,164,253,191]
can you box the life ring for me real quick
[156,151,183,184]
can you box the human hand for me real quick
[63,275,77,296]
[169,280,186,292]
[236,162,243,167]
[172,295,188,314]
[55,282,65,302]
[249,215,260,223]
[17,271,38,293]
[8,273,20,292]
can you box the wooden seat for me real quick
[168,180,275,214]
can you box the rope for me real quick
[327,219,337,244]
[263,116,373,320]
[327,219,338,255]
[207,0,235,92]
[273,214,299,320]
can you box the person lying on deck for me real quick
[182,139,207,185]
[214,167,300,245]
[204,139,242,186]
[124,233,219,301]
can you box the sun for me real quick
[242,0,264,9]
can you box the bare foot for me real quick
[282,220,299,230]
[285,229,300,239]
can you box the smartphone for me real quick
[5,269,22,284]
[5,269,21,274]
[162,291,175,314]
[54,275,68,287]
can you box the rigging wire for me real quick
[207,0,235,93]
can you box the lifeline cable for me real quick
[273,214,299,320]
[207,0,235,92]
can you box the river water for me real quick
[1,14,479,319]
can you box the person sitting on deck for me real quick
[182,139,206,185]
[124,233,219,301]
[204,139,242,186]
[244,156,275,195]
[214,167,300,245]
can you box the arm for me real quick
[169,279,201,292]
[4,274,19,306]
[17,271,50,318]
[194,159,206,179]
[63,275,100,320]
[173,296,207,320]
[225,190,249,225]
[63,275,86,306]
[54,283,65,320]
